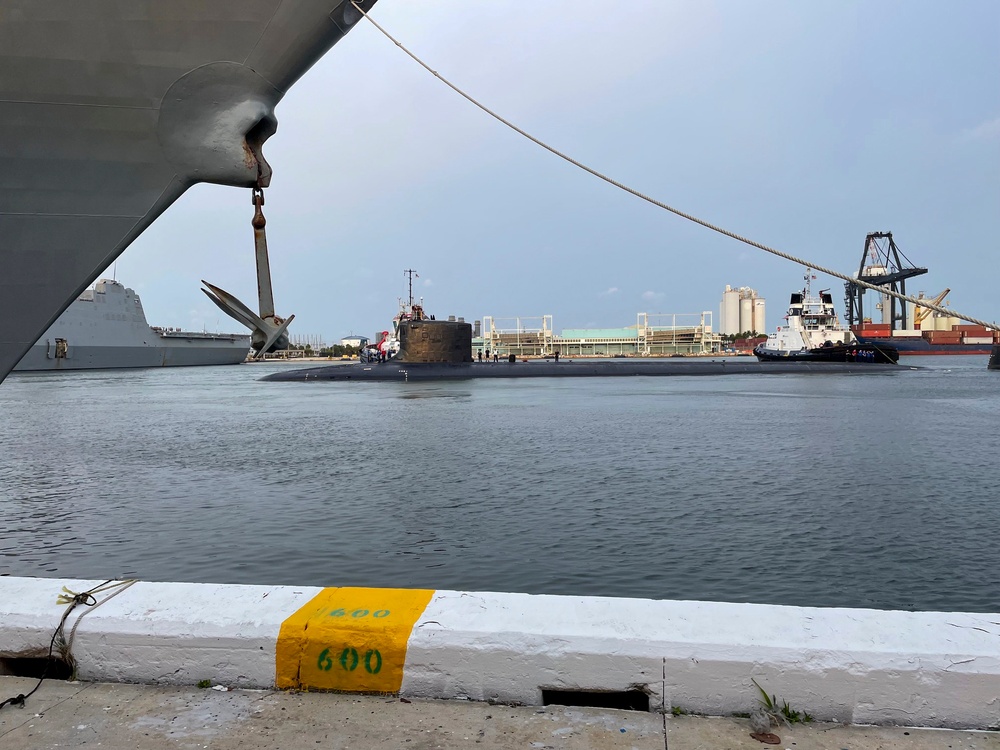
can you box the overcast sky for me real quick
[113,0,999,341]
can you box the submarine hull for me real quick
[264,359,909,382]
[268,314,909,382]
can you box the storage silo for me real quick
[721,285,741,335]
[753,298,766,335]
[739,295,754,335]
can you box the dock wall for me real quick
[1,577,997,730]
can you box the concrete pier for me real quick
[2,576,999,735]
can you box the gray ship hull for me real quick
[15,342,248,372]
[0,0,377,383]
[13,279,249,372]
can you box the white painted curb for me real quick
[404,591,1000,728]
[1,577,997,729]
[0,577,322,688]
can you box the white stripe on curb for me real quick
[1,577,997,729]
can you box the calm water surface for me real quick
[1,357,997,612]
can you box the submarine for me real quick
[264,318,909,383]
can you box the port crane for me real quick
[844,231,927,330]
[913,289,951,327]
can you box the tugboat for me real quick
[755,271,898,364]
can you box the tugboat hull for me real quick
[754,342,898,364]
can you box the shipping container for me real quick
[925,331,961,340]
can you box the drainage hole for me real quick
[0,656,73,680]
[541,689,649,712]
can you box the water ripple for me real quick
[1,357,997,611]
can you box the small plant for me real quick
[197,679,211,689]
[671,706,688,716]
[750,678,813,727]
[780,701,813,725]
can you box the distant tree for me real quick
[329,344,356,357]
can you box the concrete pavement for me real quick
[2,677,998,750]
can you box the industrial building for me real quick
[719,285,766,336]
[478,313,721,358]
[340,334,369,348]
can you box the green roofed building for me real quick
[482,314,721,358]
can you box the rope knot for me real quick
[56,587,97,607]
[0,694,26,709]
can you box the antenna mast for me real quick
[404,268,418,307]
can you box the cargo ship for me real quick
[852,323,999,355]
[845,232,997,355]
[850,286,999,355]
[14,279,250,372]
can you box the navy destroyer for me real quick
[14,279,249,372]
[0,0,377,383]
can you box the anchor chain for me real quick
[251,186,277,324]
[200,182,295,358]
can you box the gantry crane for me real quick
[844,232,927,330]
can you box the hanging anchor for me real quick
[202,186,294,359]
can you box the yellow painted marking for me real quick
[276,587,434,693]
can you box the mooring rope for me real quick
[0,579,138,712]
[350,2,997,331]
[63,579,138,656]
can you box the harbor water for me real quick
[1,357,997,613]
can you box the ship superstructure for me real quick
[14,280,249,371]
